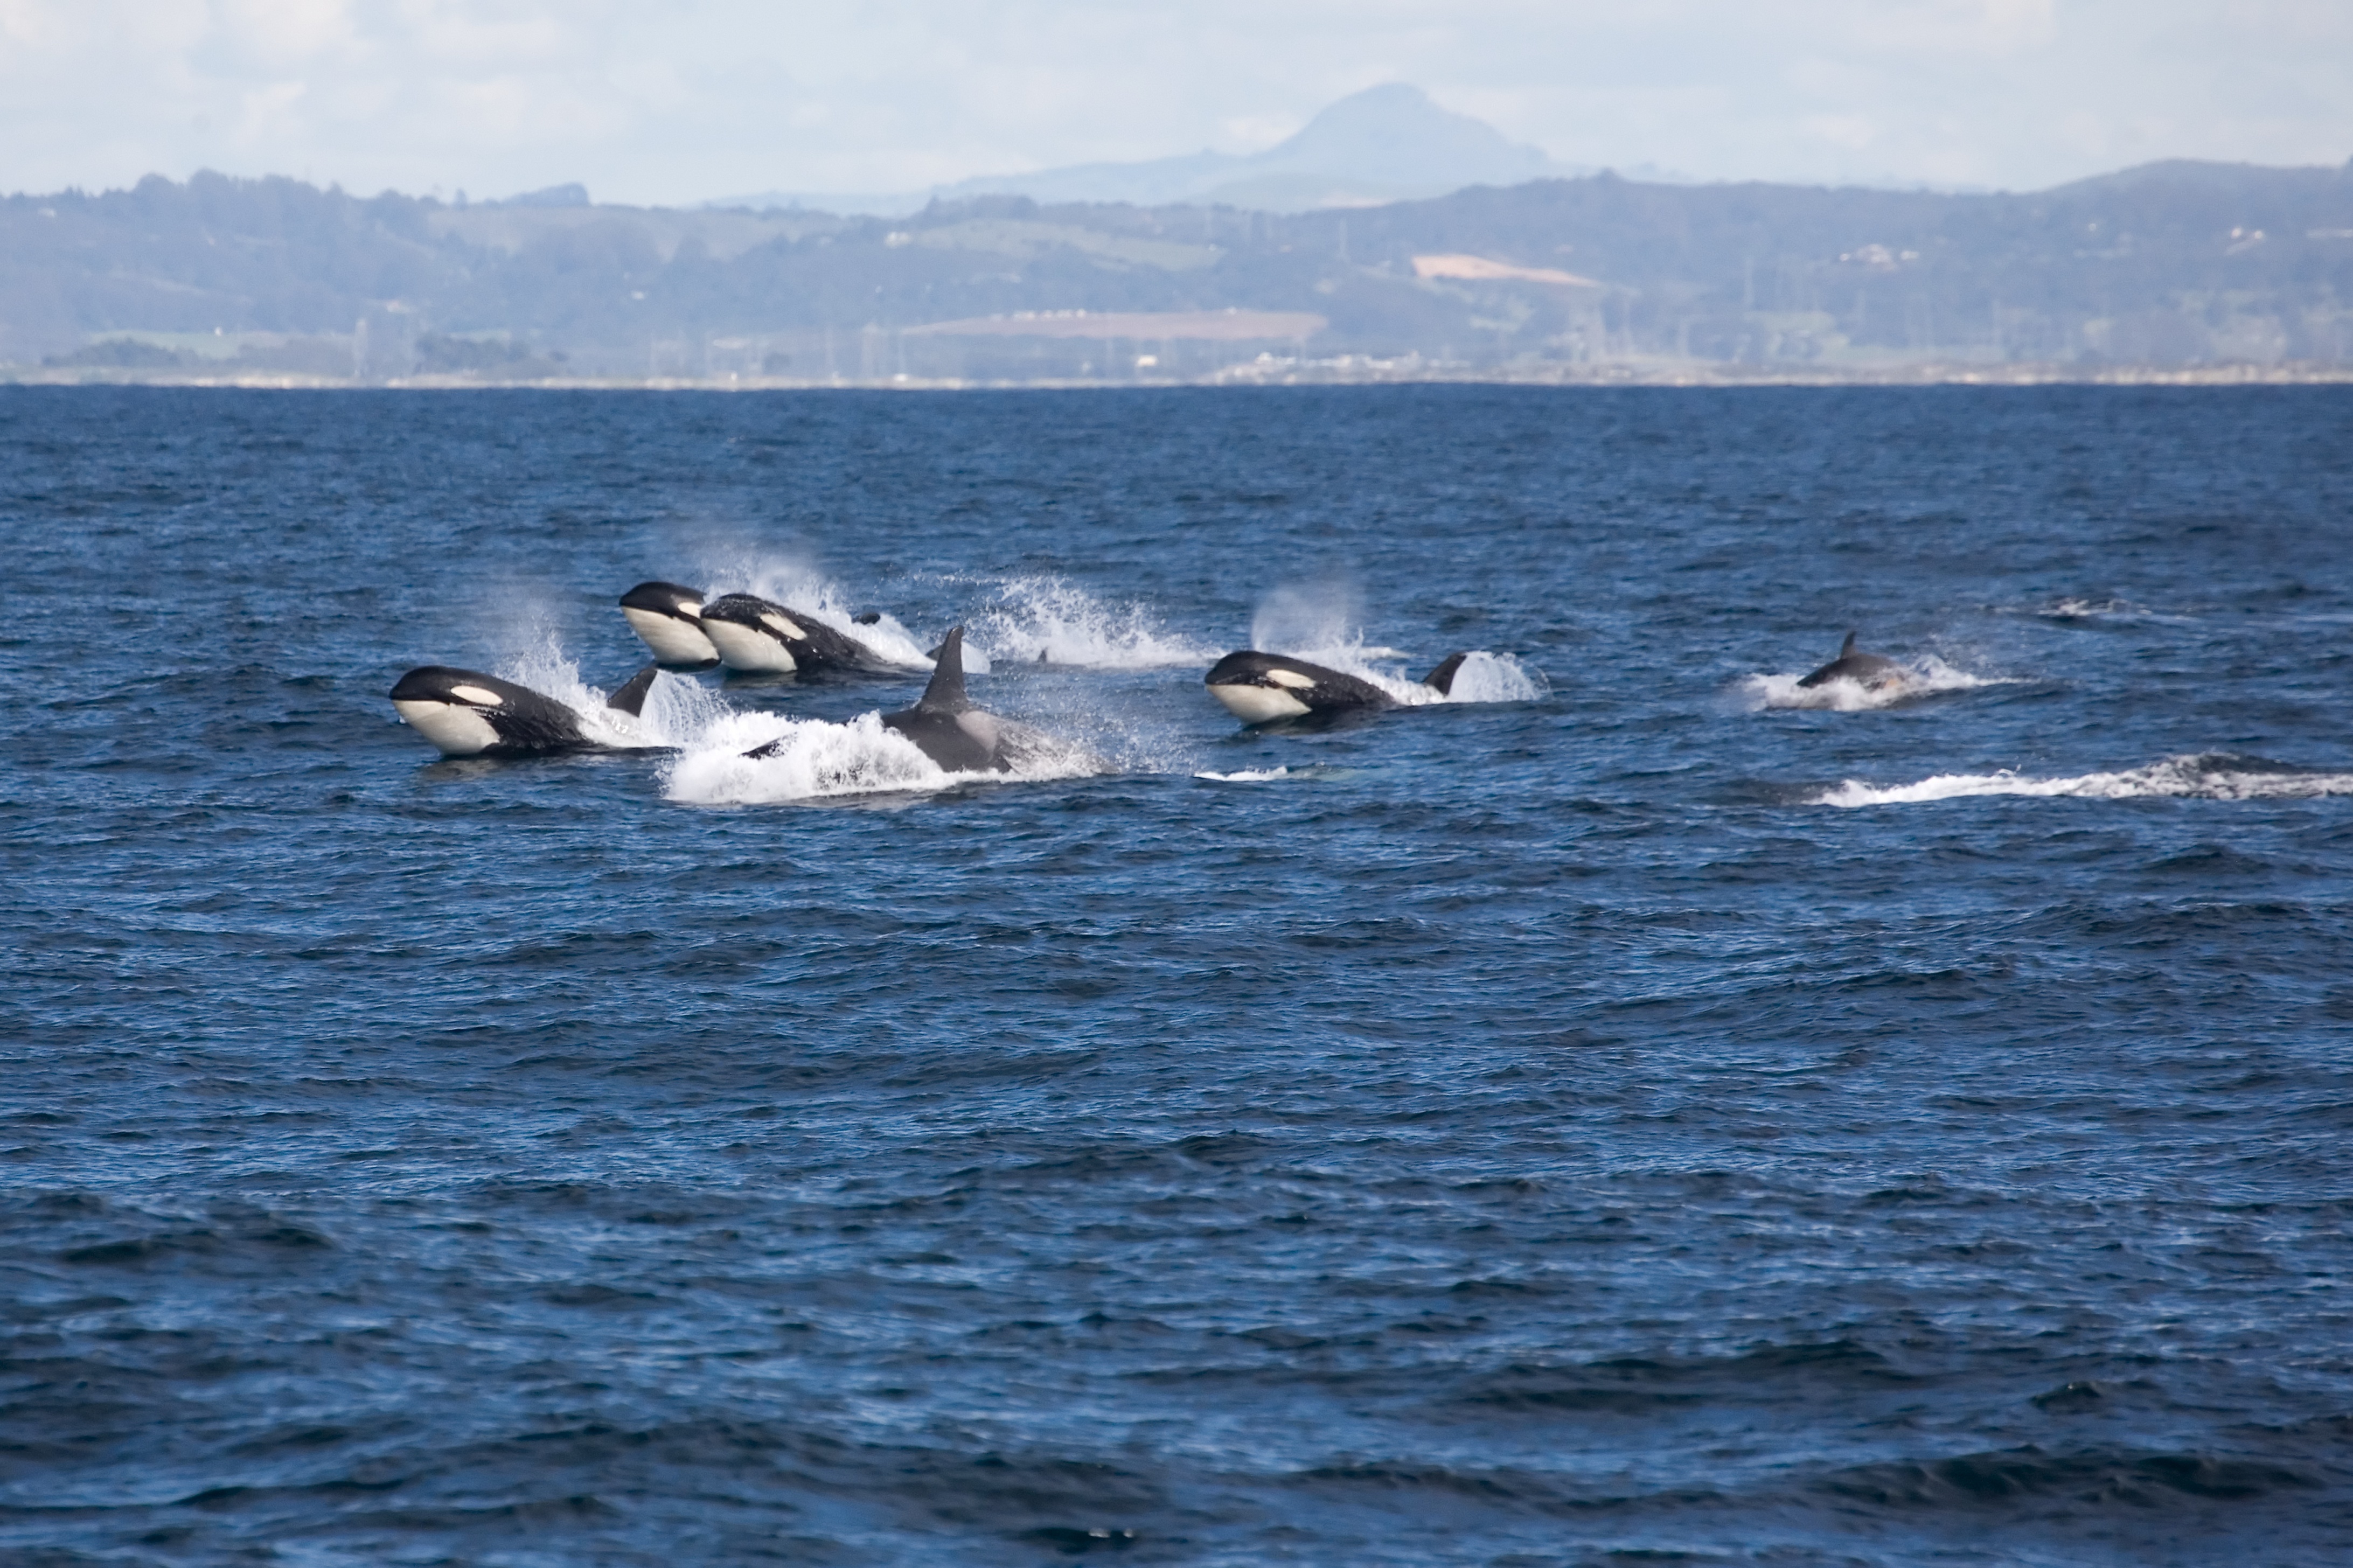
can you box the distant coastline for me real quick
[8,361,2349,391]
[8,157,2348,384]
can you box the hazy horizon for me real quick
[0,1,2347,206]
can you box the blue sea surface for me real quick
[3,385,2351,1565]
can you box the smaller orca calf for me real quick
[1203,649,1470,723]
[619,581,720,669]
[1798,631,1906,690]
[699,592,887,675]
[389,664,657,758]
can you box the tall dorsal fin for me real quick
[606,663,659,717]
[916,626,971,713]
[1840,630,1858,656]
[1421,651,1470,695]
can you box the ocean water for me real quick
[3,384,2350,1566]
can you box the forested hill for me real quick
[4,159,2349,382]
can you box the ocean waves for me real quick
[6,385,2353,1567]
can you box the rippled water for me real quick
[4,385,2351,1566]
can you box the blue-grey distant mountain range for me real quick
[708,85,1600,216]
[2,80,2347,383]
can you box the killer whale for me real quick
[741,626,1038,774]
[1203,649,1470,724]
[389,663,659,758]
[880,626,1013,771]
[618,581,720,670]
[1798,631,1905,690]
[698,591,893,676]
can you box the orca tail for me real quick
[1840,630,1859,656]
[1421,651,1471,695]
[606,663,660,717]
[916,626,971,712]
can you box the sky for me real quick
[0,1,2346,204]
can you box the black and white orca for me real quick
[618,581,719,669]
[698,592,888,676]
[388,663,658,758]
[1798,631,1906,690]
[742,626,1034,773]
[1202,649,1470,723]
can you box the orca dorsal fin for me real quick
[1421,651,1470,695]
[916,626,971,712]
[1840,630,1858,656]
[606,663,659,717]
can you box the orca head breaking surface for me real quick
[618,581,719,669]
[390,664,664,758]
[1797,630,1906,689]
[1203,650,1396,724]
[699,592,881,677]
[389,666,594,758]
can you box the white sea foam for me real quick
[1743,655,2011,712]
[964,575,1219,669]
[1195,766,1293,782]
[1818,753,2353,807]
[662,711,948,803]
[2043,596,2141,619]
[662,709,1109,805]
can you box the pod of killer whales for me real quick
[389,579,1895,773]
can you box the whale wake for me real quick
[1817,752,2353,806]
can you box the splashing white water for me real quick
[956,576,1216,669]
[2043,596,2141,619]
[1818,754,2353,807]
[1250,583,1362,661]
[663,712,948,803]
[1434,651,1549,704]
[1195,766,1293,782]
[1744,655,2010,712]
[950,576,1214,669]
[662,710,1109,805]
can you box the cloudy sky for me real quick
[0,1,2345,203]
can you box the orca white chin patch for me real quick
[703,618,798,673]
[1209,683,1313,723]
[393,699,502,757]
[622,605,718,665]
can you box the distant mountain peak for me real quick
[709,83,1575,216]
[1255,85,1557,189]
